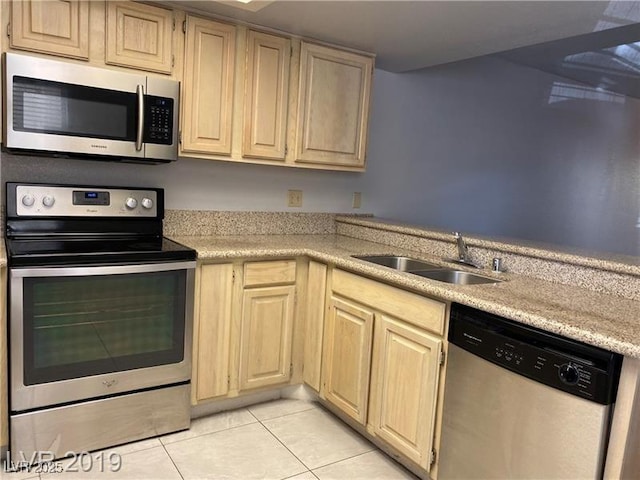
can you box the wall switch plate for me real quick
[352,192,362,209]
[288,189,303,207]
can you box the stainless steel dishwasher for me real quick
[438,304,622,479]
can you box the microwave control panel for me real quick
[144,96,174,145]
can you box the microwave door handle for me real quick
[136,84,144,152]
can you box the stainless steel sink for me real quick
[353,255,442,272]
[353,255,503,285]
[412,269,503,285]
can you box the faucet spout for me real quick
[453,231,467,261]
[450,231,481,268]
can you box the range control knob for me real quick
[21,194,35,207]
[125,197,138,210]
[42,195,55,207]
[559,364,580,385]
[141,197,154,210]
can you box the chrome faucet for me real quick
[454,232,468,261]
[451,232,481,268]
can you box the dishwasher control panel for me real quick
[449,304,622,405]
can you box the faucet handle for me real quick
[492,257,503,272]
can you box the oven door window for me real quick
[22,270,186,385]
[12,76,137,141]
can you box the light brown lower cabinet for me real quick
[193,259,298,404]
[321,268,446,475]
[370,314,443,469]
[302,261,327,391]
[321,295,374,425]
[238,284,295,390]
[193,263,234,402]
[193,260,445,476]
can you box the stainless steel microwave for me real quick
[3,53,179,163]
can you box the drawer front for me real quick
[244,260,297,287]
[332,269,445,335]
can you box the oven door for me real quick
[9,261,195,412]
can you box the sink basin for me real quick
[354,255,503,285]
[413,269,502,285]
[353,255,442,272]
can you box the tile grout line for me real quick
[160,441,185,480]
[258,416,317,474]
[257,406,378,476]
[307,449,379,474]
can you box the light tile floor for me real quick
[2,399,418,480]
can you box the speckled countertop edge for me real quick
[336,216,640,276]
[170,234,640,359]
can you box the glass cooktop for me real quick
[6,236,196,267]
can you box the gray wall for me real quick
[2,54,639,256]
[0,153,367,213]
[362,56,640,257]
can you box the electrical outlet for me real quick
[352,192,362,209]
[288,189,303,207]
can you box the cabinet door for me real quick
[371,314,442,470]
[239,285,295,390]
[10,0,89,60]
[322,296,373,425]
[194,264,234,402]
[295,42,373,168]
[303,261,327,391]
[182,15,236,155]
[106,1,173,74]
[243,30,291,160]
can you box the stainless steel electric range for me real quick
[5,182,196,460]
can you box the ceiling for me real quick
[496,23,640,99]
[163,1,640,72]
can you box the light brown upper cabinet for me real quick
[182,15,236,156]
[180,25,374,171]
[10,0,89,60]
[242,30,291,161]
[105,1,174,74]
[295,42,373,169]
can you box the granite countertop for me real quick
[171,234,640,359]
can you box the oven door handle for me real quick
[10,261,197,278]
[136,84,145,152]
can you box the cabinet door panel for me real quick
[195,264,234,402]
[295,42,372,168]
[239,285,295,390]
[11,0,89,59]
[182,16,236,155]
[303,261,327,391]
[322,296,373,425]
[106,1,173,74]
[243,31,290,160]
[372,315,442,469]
